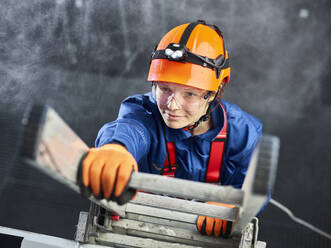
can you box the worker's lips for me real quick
[165,112,183,120]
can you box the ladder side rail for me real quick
[234,135,280,234]
[22,105,244,206]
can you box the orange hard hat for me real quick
[148,20,230,92]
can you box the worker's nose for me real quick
[167,94,181,110]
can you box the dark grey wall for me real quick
[1,0,330,247]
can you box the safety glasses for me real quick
[155,82,212,107]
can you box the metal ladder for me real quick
[21,105,280,248]
[74,136,279,248]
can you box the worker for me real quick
[81,20,262,238]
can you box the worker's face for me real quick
[155,82,212,129]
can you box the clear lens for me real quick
[156,83,207,106]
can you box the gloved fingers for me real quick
[197,216,233,238]
[116,185,137,205]
[113,160,137,198]
[196,216,215,236]
[81,148,98,187]
[205,216,215,236]
[89,158,106,196]
[196,201,236,238]
[214,218,223,237]
[101,162,120,199]
[81,144,138,205]
[131,157,138,172]
[222,221,233,238]
[196,216,206,233]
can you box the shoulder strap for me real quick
[205,103,227,183]
[161,142,177,177]
[162,103,227,181]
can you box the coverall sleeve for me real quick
[222,104,263,189]
[95,95,153,163]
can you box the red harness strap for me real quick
[161,142,177,177]
[205,103,227,183]
[162,103,228,182]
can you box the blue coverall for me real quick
[95,92,262,189]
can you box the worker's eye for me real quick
[159,86,171,93]
[184,92,197,97]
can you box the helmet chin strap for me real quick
[182,104,212,131]
[182,87,221,132]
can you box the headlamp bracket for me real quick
[164,43,188,62]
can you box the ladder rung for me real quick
[103,219,240,248]
[104,193,239,221]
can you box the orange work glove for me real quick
[196,202,235,238]
[81,144,138,205]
